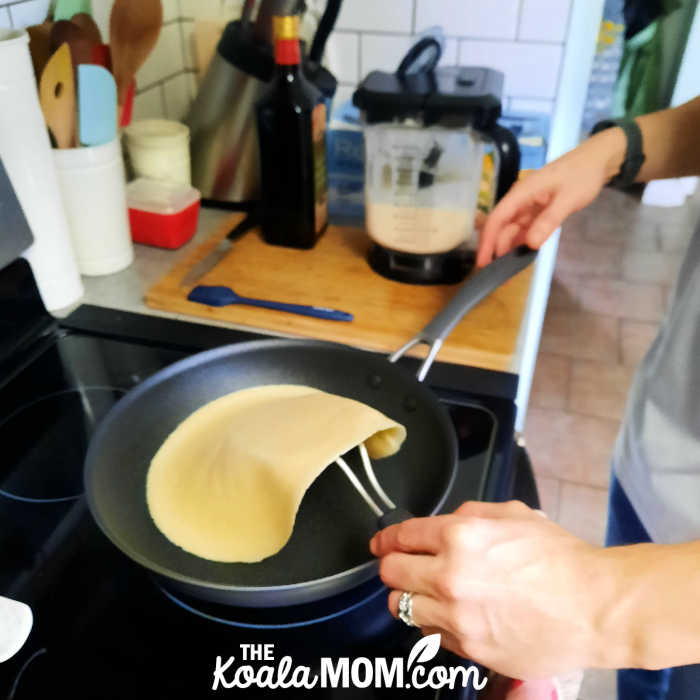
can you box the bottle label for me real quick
[312,102,328,234]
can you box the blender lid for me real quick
[353,66,504,128]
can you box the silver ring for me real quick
[398,591,418,627]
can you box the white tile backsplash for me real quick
[326,31,360,84]
[71,0,571,123]
[360,33,413,76]
[162,0,180,23]
[458,40,562,99]
[336,0,413,33]
[137,22,185,88]
[180,19,197,71]
[133,85,166,120]
[163,71,194,120]
[0,6,11,28]
[416,0,520,40]
[8,0,49,28]
[440,37,458,66]
[519,0,572,42]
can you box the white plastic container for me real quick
[0,29,83,311]
[54,138,134,276]
[123,119,191,185]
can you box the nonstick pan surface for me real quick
[84,247,536,607]
[84,339,458,607]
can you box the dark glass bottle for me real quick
[256,15,328,249]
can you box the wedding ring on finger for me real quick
[398,591,418,627]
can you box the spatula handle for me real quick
[237,296,354,322]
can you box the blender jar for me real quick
[354,66,520,284]
[363,121,484,255]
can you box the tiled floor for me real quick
[525,185,698,545]
[522,184,699,700]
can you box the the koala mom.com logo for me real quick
[212,634,488,691]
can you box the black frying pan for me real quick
[84,247,536,608]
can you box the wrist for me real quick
[589,127,627,182]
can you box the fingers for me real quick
[494,222,521,259]
[524,191,575,248]
[387,589,451,630]
[454,500,533,519]
[370,514,457,557]
[378,552,442,596]
[477,182,552,267]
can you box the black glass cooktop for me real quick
[0,260,527,699]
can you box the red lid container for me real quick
[127,178,201,249]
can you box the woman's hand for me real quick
[476,128,626,267]
[370,500,621,680]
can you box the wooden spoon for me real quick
[50,20,96,68]
[26,21,54,80]
[109,0,162,106]
[70,12,102,45]
[38,43,76,148]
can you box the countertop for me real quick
[55,207,538,376]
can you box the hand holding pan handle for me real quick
[389,246,538,382]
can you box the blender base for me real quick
[368,244,475,285]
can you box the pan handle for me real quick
[389,246,537,382]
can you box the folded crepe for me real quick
[146,385,406,563]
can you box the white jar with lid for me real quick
[123,119,191,185]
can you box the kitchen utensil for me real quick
[84,245,536,607]
[354,65,520,285]
[0,596,33,663]
[186,0,341,204]
[187,285,354,321]
[54,0,91,22]
[69,12,102,44]
[91,42,111,69]
[120,80,135,127]
[179,209,259,286]
[109,0,162,107]
[50,20,95,68]
[26,20,53,78]
[127,177,201,249]
[53,137,133,275]
[0,30,83,311]
[77,64,117,146]
[38,43,76,148]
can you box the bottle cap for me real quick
[273,15,300,40]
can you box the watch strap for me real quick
[591,118,646,187]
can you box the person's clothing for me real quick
[613,0,681,117]
[606,474,700,700]
[612,219,700,544]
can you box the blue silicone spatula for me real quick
[188,285,354,322]
[77,64,117,146]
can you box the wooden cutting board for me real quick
[145,214,534,372]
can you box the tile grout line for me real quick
[356,30,362,82]
[332,27,564,45]
[158,83,168,120]
[176,16,189,71]
[515,0,524,40]
[411,0,417,34]
[136,69,189,95]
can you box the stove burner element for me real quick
[0,387,124,503]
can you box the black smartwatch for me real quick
[591,118,646,188]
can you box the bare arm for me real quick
[371,502,700,678]
[477,95,700,266]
